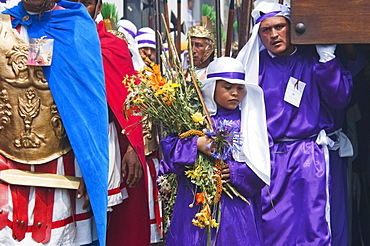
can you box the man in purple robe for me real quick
[237,2,353,245]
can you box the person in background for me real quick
[237,2,353,245]
[188,25,215,81]
[1,0,109,245]
[136,26,157,65]
[187,0,196,29]
[117,18,146,71]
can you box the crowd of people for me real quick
[0,0,368,245]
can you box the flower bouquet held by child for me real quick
[159,56,270,245]
[122,22,270,243]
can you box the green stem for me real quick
[207,225,211,246]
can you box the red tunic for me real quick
[97,21,150,246]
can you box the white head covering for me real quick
[135,27,156,49]
[117,19,138,40]
[236,2,290,85]
[116,19,145,71]
[201,57,271,185]
[137,27,155,36]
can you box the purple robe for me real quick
[160,107,266,246]
[259,46,352,245]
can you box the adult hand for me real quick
[122,144,143,188]
[315,44,337,63]
[220,164,230,183]
[77,178,90,210]
[197,136,214,156]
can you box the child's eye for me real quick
[238,87,244,91]
[224,86,232,90]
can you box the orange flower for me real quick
[195,192,205,205]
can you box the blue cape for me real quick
[4,1,109,245]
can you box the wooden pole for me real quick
[163,0,173,63]
[225,0,235,56]
[154,0,161,66]
[238,0,253,50]
[148,0,153,28]
[188,40,213,130]
[176,0,182,55]
[215,0,222,57]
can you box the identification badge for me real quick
[27,37,54,66]
[284,77,306,107]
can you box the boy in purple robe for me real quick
[160,57,270,245]
[237,2,353,245]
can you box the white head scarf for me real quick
[236,2,290,85]
[135,27,156,49]
[117,19,138,40]
[116,19,145,71]
[201,57,271,185]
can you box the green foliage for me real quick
[233,21,238,33]
[201,4,226,43]
[100,2,119,24]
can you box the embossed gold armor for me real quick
[0,14,71,164]
[142,114,159,156]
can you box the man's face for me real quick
[139,47,156,64]
[69,0,101,19]
[259,16,294,57]
[191,37,211,68]
[188,0,194,10]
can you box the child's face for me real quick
[214,80,245,110]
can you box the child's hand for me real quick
[221,164,230,183]
[197,136,214,156]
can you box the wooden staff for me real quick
[238,0,253,50]
[176,0,181,55]
[148,0,153,28]
[163,0,170,34]
[225,0,235,56]
[154,0,161,66]
[187,35,213,130]
[163,0,173,63]
[215,0,222,57]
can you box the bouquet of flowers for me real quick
[122,20,248,245]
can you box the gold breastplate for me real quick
[0,14,71,164]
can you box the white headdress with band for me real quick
[116,19,145,71]
[236,2,290,85]
[135,27,156,49]
[117,19,138,40]
[201,57,271,185]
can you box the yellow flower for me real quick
[185,170,197,179]
[210,219,219,228]
[191,112,204,123]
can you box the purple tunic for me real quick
[160,107,266,246]
[259,46,352,245]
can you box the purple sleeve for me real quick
[315,58,353,109]
[228,160,266,198]
[160,135,198,175]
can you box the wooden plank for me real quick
[291,0,370,44]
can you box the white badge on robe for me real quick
[284,76,306,107]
